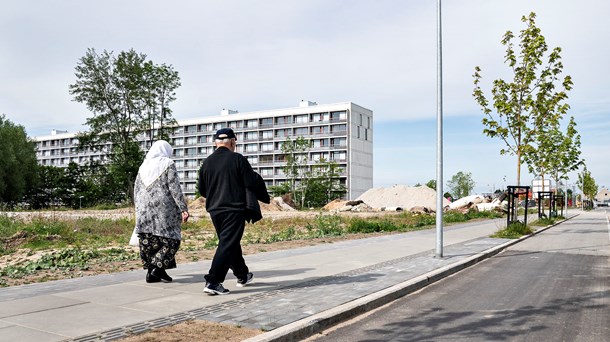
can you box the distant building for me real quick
[595,187,610,206]
[32,101,373,199]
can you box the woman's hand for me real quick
[181,211,190,223]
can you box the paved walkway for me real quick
[0,213,579,342]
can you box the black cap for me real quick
[214,127,237,140]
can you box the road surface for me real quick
[312,209,610,341]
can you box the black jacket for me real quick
[198,147,269,220]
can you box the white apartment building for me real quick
[33,101,373,199]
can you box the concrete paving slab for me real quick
[54,283,182,306]
[3,302,161,338]
[0,294,86,318]
[121,292,217,314]
[0,325,67,342]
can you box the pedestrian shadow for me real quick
[172,267,316,284]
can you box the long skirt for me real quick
[138,233,181,270]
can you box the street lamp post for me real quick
[435,0,444,258]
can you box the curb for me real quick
[244,214,578,342]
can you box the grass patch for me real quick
[0,216,135,256]
[491,221,534,239]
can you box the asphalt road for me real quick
[312,209,610,342]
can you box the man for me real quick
[198,128,270,295]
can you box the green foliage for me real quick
[533,217,555,226]
[577,167,598,203]
[0,115,38,207]
[425,180,436,190]
[0,247,136,280]
[348,219,402,233]
[305,215,344,237]
[491,221,533,239]
[473,12,573,186]
[69,48,180,203]
[447,171,475,199]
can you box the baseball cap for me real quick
[214,128,237,140]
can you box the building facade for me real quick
[33,101,373,199]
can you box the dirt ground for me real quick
[118,319,262,342]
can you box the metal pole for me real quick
[435,0,444,258]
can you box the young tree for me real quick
[0,115,38,207]
[473,12,573,186]
[547,117,584,193]
[281,136,311,208]
[577,167,598,206]
[447,171,476,200]
[69,48,181,202]
[306,158,347,206]
[425,179,437,190]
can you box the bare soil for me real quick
[118,319,262,342]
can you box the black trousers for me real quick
[205,211,249,284]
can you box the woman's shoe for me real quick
[146,271,161,283]
[151,268,173,282]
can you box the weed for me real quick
[305,215,344,237]
[491,221,533,239]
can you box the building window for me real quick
[294,127,308,136]
[311,112,329,122]
[330,111,347,121]
[331,124,347,133]
[294,114,308,123]
[260,142,273,151]
[244,132,257,141]
[245,119,258,128]
[245,144,258,152]
[259,117,273,127]
[311,126,329,135]
[261,130,273,139]
[275,116,290,125]
[331,138,346,147]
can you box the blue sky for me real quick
[1,0,608,194]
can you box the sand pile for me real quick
[356,185,450,212]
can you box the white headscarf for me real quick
[138,140,175,187]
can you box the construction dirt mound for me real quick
[188,195,296,213]
[356,185,450,212]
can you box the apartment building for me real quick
[33,101,373,199]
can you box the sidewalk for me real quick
[0,214,575,342]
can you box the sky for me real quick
[1,0,608,194]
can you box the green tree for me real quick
[305,158,347,207]
[69,48,181,202]
[473,12,573,186]
[425,179,436,190]
[447,171,475,200]
[281,136,311,208]
[577,167,597,206]
[547,117,584,193]
[0,115,38,207]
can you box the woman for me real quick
[134,140,189,283]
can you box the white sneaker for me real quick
[236,272,253,287]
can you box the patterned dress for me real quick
[134,164,188,270]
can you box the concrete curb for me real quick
[244,214,578,342]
